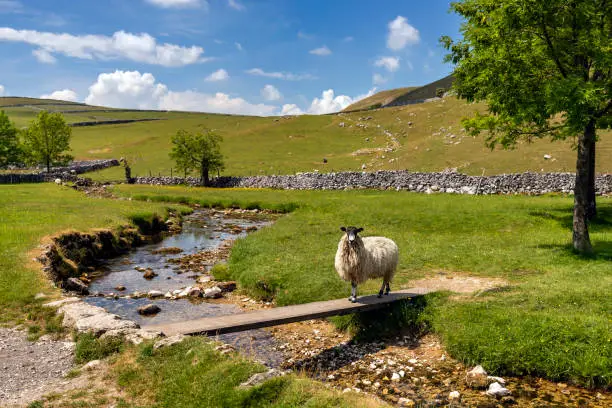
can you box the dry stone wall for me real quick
[134,170,612,195]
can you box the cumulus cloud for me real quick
[280,104,303,116]
[235,42,243,51]
[145,0,203,8]
[387,16,419,50]
[227,0,245,11]
[307,88,376,115]
[0,84,5,96]
[84,70,276,116]
[205,68,229,82]
[261,84,281,101]
[40,89,78,102]
[309,45,331,56]
[0,27,205,67]
[372,73,387,85]
[374,56,400,72]
[246,68,316,81]
[342,36,354,42]
[32,48,56,64]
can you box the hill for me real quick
[343,75,454,112]
[1,95,611,180]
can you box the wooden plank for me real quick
[142,288,432,337]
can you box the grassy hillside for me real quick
[1,95,611,179]
[342,87,418,112]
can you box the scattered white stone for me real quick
[327,374,335,380]
[82,360,102,371]
[197,275,212,284]
[398,397,414,407]
[204,286,222,299]
[342,388,352,393]
[391,372,401,382]
[486,382,511,397]
[488,375,506,385]
[408,358,418,364]
[449,390,460,400]
[153,334,186,350]
[387,359,396,366]
[544,154,552,160]
[399,370,405,378]
[362,379,371,386]
[147,290,164,298]
[239,369,287,388]
[369,363,377,370]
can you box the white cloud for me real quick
[227,0,245,11]
[342,36,354,42]
[261,84,281,101]
[307,88,376,115]
[246,68,316,81]
[374,56,400,72]
[387,16,419,50]
[235,42,243,51]
[309,45,331,56]
[0,28,206,67]
[0,0,22,13]
[85,70,168,109]
[40,89,78,102]
[297,31,312,40]
[32,48,56,64]
[84,70,276,116]
[0,84,5,96]
[280,104,303,116]
[205,68,229,82]
[145,0,203,8]
[372,73,387,85]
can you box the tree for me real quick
[441,0,611,254]
[169,128,224,186]
[0,110,21,168]
[22,111,73,172]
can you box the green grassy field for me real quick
[113,184,612,388]
[2,96,611,180]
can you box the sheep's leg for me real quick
[378,280,386,298]
[385,281,391,296]
[349,281,357,303]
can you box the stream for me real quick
[83,209,285,367]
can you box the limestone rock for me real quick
[449,390,460,401]
[44,297,81,308]
[64,277,89,295]
[82,360,102,371]
[147,290,164,298]
[216,281,237,293]
[75,313,138,336]
[466,365,488,388]
[58,302,107,327]
[239,369,287,388]
[398,397,415,407]
[204,286,222,299]
[486,382,511,397]
[143,269,158,279]
[153,334,186,350]
[138,304,161,316]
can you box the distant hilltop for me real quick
[343,75,455,112]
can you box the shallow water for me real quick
[83,209,284,367]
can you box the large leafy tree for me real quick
[0,110,21,168]
[22,111,73,172]
[169,128,225,186]
[441,0,611,254]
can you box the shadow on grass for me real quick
[285,295,441,376]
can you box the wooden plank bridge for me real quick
[142,288,432,337]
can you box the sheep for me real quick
[334,226,398,302]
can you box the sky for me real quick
[0,0,462,116]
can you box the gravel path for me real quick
[0,328,75,407]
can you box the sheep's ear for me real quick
[357,227,364,233]
[340,226,346,232]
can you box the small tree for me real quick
[441,0,611,254]
[169,128,224,186]
[0,110,21,168]
[22,111,73,172]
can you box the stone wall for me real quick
[134,170,612,195]
[0,159,119,184]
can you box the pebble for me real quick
[486,382,511,397]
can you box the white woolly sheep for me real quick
[334,226,398,302]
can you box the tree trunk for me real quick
[587,138,596,220]
[46,157,50,173]
[200,165,209,186]
[573,120,595,254]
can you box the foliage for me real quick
[169,128,224,185]
[115,185,612,387]
[440,0,611,146]
[22,111,73,172]
[75,332,124,364]
[0,110,21,168]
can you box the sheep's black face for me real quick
[340,226,363,244]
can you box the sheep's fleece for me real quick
[335,234,398,285]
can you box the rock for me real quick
[100,328,162,345]
[34,293,47,300]
[151,247,183,255]
[64,277,89,295]
[138,304,161,316]
[58,302,107,327]
[82,360,102,371]
[204,286,222,299]
[391,372,400,382]
[134,266,146,272]
[466,365,488,388]
[216,281,237,293]
[398,397,415,407]
[544,154,552,160]
[148,290,164,298]
[43,297,81,308]
[197,275,212,284]
[449,390,460,400]
[143,269,158,279]
[239,368,287,388]
[115,285,126,291]
[188,287,202,297]
[486,382,511,397]
[75,313,139,336]
[154,334,186,350]
[488,375,506,385]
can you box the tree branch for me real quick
[540,18,567,78]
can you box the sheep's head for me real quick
[340,226,363,244]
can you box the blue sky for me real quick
[0,0,461,115]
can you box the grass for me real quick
[74,333,125,364]
[343,86,419,111]
[2,95,612,179]
[0,183,185,323]
[111,337,385,408]
[113,184,612,388]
